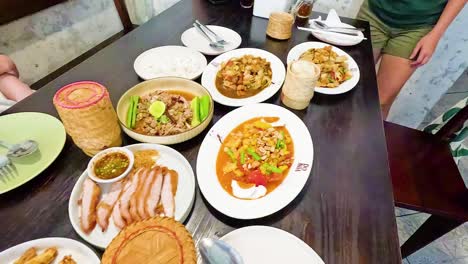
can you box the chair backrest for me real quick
[423,97,468,162]
[113,0,133,32]
[436,103,468,142]
[0,0,66,25]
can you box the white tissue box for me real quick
[253,0,295,19]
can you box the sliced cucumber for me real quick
[199,95,210,122]
[126,99,134,128]
[191,97,201,127]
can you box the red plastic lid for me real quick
[53,81,109,109]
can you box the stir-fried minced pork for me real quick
[134,90,193,136]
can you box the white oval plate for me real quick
[196,104,313,219]
[287,42,360,95]
[181,25,242,56]
[69,143,196,249]
[134,45,207,80]
[0,237,100,264]
[309,19,365,46]
[201,48,286,107]
[221,226,324,264]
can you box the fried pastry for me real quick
[14,247,37,264]
[59,255,76,264]
[24,247,57,264]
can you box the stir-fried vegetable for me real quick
[216,117,294,196]
[247,148,261,161]
[299,46,352,88]
[216,55,272,98]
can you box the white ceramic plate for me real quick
[0,237,100,264]
[181,25,242,56]
[133,45,207,80]
[309,9,365,47]
[202,48,285,107]
[196,104,313,219]
[69,143,196,249]
[221,226,324,264]
[287,41,360,95]
[309,19,365,46]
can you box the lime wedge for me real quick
[149,101,166,119]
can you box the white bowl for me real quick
[87,147,134,184]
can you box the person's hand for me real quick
[409,31,442,67]
[0,55,19,77]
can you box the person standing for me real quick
[357,0,466,118]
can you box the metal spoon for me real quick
[199,238,244,264]
[313,20,365,32]
[193,23,225,49]
[0,140,38,158]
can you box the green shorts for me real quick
[357,0,433,59]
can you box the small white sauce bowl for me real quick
[87,147,134,184]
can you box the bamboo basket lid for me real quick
[102,217,197,264]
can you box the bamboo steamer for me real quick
[266,12,294,40]
[53,81,122,156]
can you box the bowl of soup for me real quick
[87,147,134,183]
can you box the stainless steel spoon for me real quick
[199,238,244,264]
[313,20,365,32]
[0,140,38,158]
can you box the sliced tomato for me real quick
[246,169,267,186]
[268,173,283,182]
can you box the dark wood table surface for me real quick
[0,0,402,263]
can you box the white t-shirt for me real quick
[0,91,15,113]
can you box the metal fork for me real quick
[195,20,229,45]
[0,155,13,178]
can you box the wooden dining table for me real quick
[0,0,402,263]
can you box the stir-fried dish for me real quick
[127,90,210,136]
[215,55,273,99]
[216,117,294,199]
[299,46,352,88]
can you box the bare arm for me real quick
[410,0,466,66]
[0,55,19,77]
[432,0,467,38]
[0,74,33,101]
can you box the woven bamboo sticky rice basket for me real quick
[266,12,295,40]
[53,81,122,156]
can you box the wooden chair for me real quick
[113,0,135,33]
[384,100,468,258]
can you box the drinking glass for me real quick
[240,0,254,8]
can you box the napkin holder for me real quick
[253,0,295,18]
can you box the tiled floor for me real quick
[394,70,468,264]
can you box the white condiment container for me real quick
[253,0,295,19]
